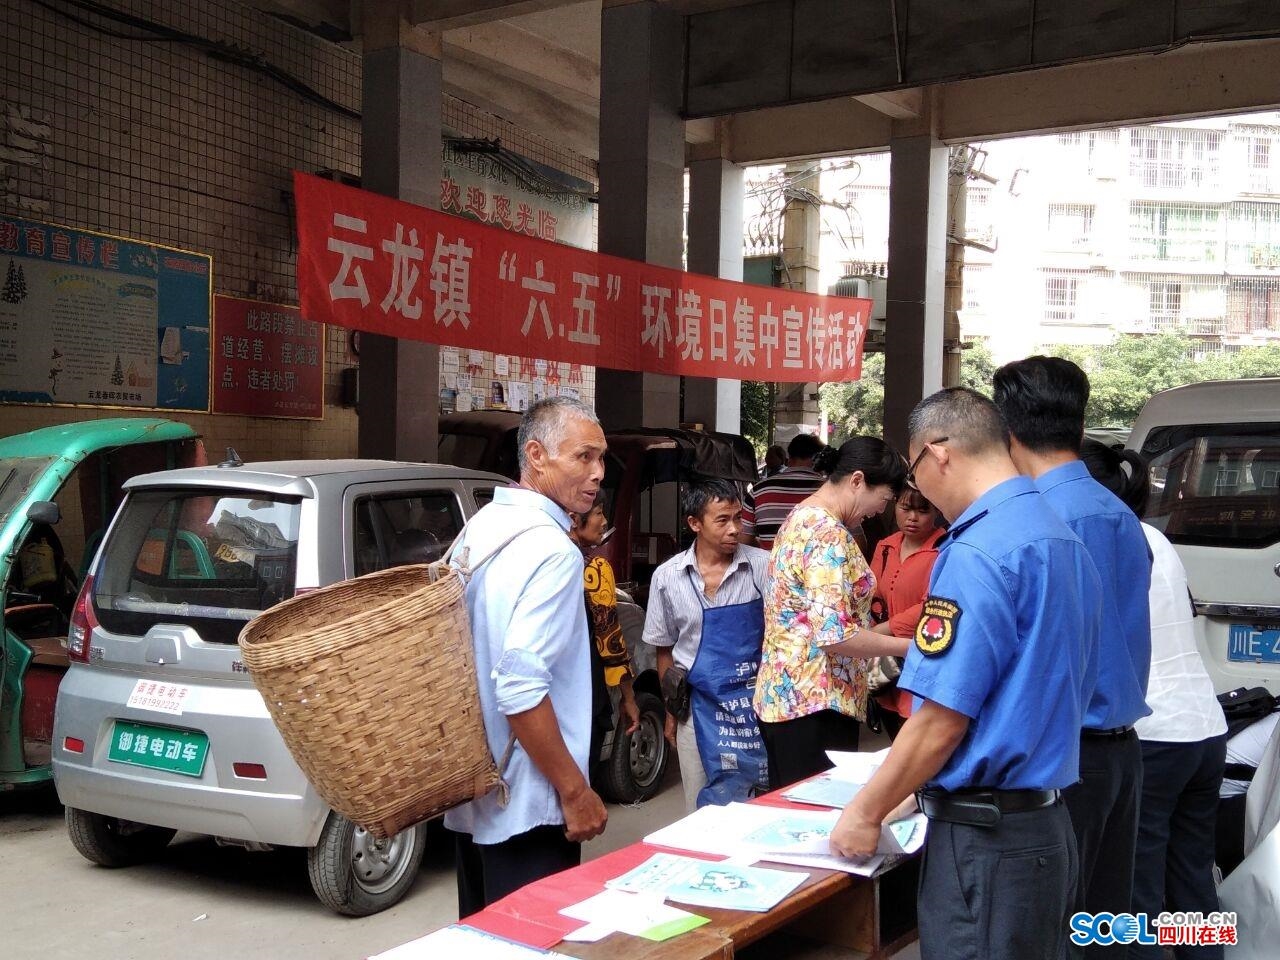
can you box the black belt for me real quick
[918,787,1060,827]
[1081,725,1135,740]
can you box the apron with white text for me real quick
[687,572,769,807]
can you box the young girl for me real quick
[867,489,945,737]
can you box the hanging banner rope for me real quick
[294,172,868,383]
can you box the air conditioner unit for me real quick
[828,274,888,331]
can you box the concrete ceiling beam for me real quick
[445,20,599,103]
[725,98,894,164]
[938,38,1280,142]
[441,56,600,160]
[854,89,923,120]
[408,0,584,30]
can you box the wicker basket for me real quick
[238,563,499,839]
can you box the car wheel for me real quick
[603,691,668,803]
[306,812,426,917]
[65,806,176,867]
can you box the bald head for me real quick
[908,387,1009,458]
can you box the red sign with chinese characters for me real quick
[294,172,869,383]
[212,296,324,419]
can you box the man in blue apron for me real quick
[642,479,771,812]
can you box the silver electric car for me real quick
[53,458,506,915]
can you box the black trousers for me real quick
[919,800,1077,960]
[1130,735,1227,960]
[1064,731,1143,957]
[455,825,581,918]
[1215,792,1248,879]
[759,708,861,790]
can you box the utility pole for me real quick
[774,161,823,441]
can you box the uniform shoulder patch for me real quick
[915,597,962,656]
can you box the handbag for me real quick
[866,655,902,696]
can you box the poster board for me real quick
[212,296,324,419]
[0,215,211,411]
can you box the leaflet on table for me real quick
[558,889,710,941]
[367,924,551,959]
[781,772,864,808]
[642,802,926,876]
[825,747,891,783]
[606,852,808,913]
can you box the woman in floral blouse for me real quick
[754,436,909,789]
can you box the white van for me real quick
[1128,378,1280,695]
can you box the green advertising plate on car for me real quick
[107,721,209,777]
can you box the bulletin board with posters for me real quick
[0,215,211,411]
[212,296,324,419]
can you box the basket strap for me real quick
[494,732,519,809]
[443,513,559,581]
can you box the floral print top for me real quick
[753,504,876,723]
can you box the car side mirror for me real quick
[27,501,61,525]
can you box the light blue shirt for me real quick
[900,476,1103,791]
[442,485,590,845]
[1036,459,1153,730]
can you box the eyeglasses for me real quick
[905,437,949,491]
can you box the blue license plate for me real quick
[1227,624,1280,663]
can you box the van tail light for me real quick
[64,737,85,754]
[233,762,267,780]
[67,575,98,662]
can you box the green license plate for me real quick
[107,721,209,777]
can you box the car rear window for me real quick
[1140,422,1280,549]
[93,488,301,643]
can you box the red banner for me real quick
[294,172,868,383]
[212,296,324,419]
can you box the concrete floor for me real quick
[1,762,917,960]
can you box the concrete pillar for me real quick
[685,154,743,434]
[357,15,441,461]
[774,162,821,441]
[882,134,948,454]
[943,153,967,387]
[595,0,682,432]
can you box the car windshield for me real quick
[1140,422,1280,549]
[93,488,302,643]
[0,456,56,527]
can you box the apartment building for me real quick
[810,112,1280,364]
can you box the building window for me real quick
[1228,278,1280,334]
[963,264,990,314]
[1046,203,1095,248]
[1129,202,1221,263]
[1044,274,1080,324]
[1247,135,1277,193]
[1147,281,1182,331]
[1228,202,1280,268]
[1129,127,1222,190]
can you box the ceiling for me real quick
[254,1,1280,166]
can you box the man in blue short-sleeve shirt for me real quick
[996,357,1152,947]
[832,388,1102,960]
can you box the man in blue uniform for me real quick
[832,387,1102,960]
[994,357,1152,948]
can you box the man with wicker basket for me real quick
[446,398,611,915]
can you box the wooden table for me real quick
[554,852,919,960]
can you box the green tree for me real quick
[819,352,885,440]
[1043,333,1280,426]
[818,342,996,441]
[739,380,775,455]
[958,340,997,396]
